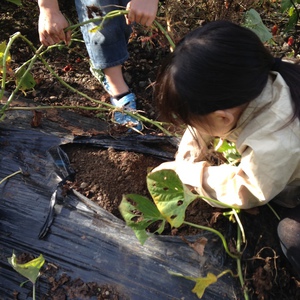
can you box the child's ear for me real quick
[213,110,235,127]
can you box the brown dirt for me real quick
[63,145,165,219]
[2,0,300,299]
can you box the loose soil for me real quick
[1,0,300,299]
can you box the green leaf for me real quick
[119,194,166,245]
[5,0,22,5]
[147,170,198,228]
[288,6,295,17]
[8,252,45,284]
[214,138,241,165]
[243,9,272,43]
[15,65,36,92]
[168,270,218,299]
[285,9,298,33]
[281,0,292,12]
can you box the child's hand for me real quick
[151,161,177,173]
[38,9,71,46]
[126,0,159,27]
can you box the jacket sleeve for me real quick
[175,127,213,162]
[174,127,300,209]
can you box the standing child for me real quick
[37,0,159,130]
[154,20,300,276]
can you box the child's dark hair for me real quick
[155,20,300,125]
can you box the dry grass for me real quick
[157,0,264,43]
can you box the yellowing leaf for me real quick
[0,41,10,63]
[192,273,218,298]
[168,270,218,299]
[8,252,45,284]
[0,41,11,74]
[89,25,102,33]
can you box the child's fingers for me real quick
[64,30,72,45]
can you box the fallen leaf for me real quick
[31,110,43,127]
[182,236,208,256]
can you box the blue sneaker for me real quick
[110,93,143,131]
[90,66,143,131]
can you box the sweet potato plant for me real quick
[119,167,249,299]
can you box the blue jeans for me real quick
[75,0,132,69]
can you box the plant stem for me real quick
[183,221,240,259]
[0,169,22,185]
[0,33,173,136]
[34,47,174,135]
[1,32,22,101]
[232,209,246,243]
[267,203,280,221]
[216,269,236,279]
[154,20,176,51]
[0,11,176,136]
[6,105,107,111]
[0,35,43,118]
[236,225,249,300]
[65,10,128,32]
[65,9,176,53]
[32,283,36,300]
